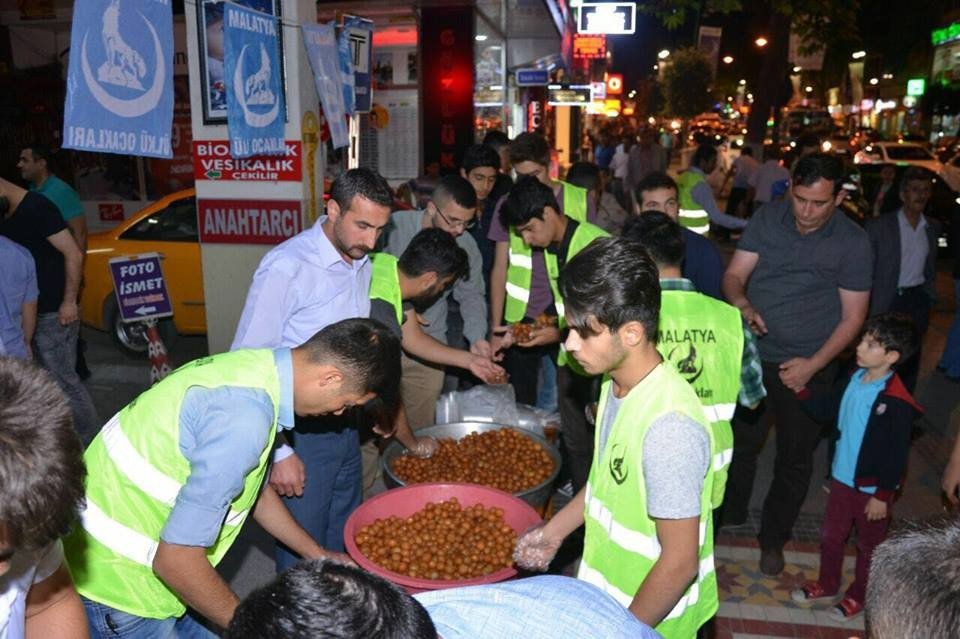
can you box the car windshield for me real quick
[885,146,933,161]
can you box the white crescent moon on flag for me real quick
[233,44,280,129]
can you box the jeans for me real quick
[888,285,932,392]
[503,343,557,406]
[33,314,100,444]
[939,280,960,378]
[817,480,890,603]
[536,354,558,412]
[83,598,217,639]
[724,361,838,550]
[276,424,361,571]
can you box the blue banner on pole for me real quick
[336,21,356,115]
[302,23,349,150]
[223,3,286,158]
[63,0,174,159]
[341,17,373,113]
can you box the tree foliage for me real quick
[661,48,714,119]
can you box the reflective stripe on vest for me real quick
[658,289,744,510]
[677,170,711,235]
[369,253,404,326]
[581,364,718,638]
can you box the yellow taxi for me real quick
[81,189,205,355]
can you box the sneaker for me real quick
[790,581,838,604]
[759,548,785,576]
[830,596,864,621]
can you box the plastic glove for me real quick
[513,523,562,572]
[408,436,438,458]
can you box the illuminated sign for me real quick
[516,68,550,86]
[907,78,926,97]
[591,81,606,100]
[606,73,624,95]
[548,85,592,106]
[573,34,606,60]
[932,21,960,46]
[577,2,636,35]
[604,98,622,113]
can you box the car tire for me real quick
[104,296,178,358]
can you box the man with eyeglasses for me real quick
[381,174,493,429]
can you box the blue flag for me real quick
[223,3,286,158]
[336,21,356,116]
[301,23,349,150]
[63,0,174,158]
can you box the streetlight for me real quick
[754,36,768,48]
[792,66,802,73]
[658,49,670,60]
[738,79,746,86]
[852,50,866,59]
[869,77,879,86]
[652,64,659,71]
[722,55,734,64]
[804,85,813,93]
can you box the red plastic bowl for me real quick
[344,483,542,593]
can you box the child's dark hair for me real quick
[863,313,919,366]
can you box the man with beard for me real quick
[232,169,395,570]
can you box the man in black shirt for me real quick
[0,177,99,443]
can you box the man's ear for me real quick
[619,320,647,347]
[326,197,342,222]
[420,272,439,291]
[885,349,901,368]
[317,366,344,387]
[833,189,848,207]
[460,168,468,180]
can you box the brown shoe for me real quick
[759,548,785,576]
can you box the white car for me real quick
[940,153,960,193]
[853,141,944,175]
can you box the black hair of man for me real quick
[23,142,53,165]
[900,166,932,193]
[634,171,679,205]
[865,516,960,639]
[0,357,86,550]
[795,132,821,151]
[399,227,469,283]
[482,129,510,151]
[740,146,753,157]
[621,211,684,270]
[509,132,551,167]
[462,144,501,174]
[296,318,402,413]
[791,152,845,194]
[226,559,437,639]
[691,144,718,169]
[558,237,660,341]
[431,174,478,210]
[330,168,394,212]
[499,176,560,229]
[862,313,920,366]
[565,162,601,192]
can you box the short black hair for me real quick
[398,227,469,282]
[482,129,510,151]
[499,176,559,228]
[558,237,660,341]
[226,559,437,639]
[432,174,477,210]
[565,162,600,191]
[461,144,501,174]
[330,168,394,212]
[621,211,684,269]
[509,132,551,167]
[796,132,821,150]
[900,166,933,192]
[297,319,402,411]
[791,153,845,194]
[0,358,86,550]
[691,144,718,168]
[23,142,53,164]
[635,171,678,204]
[862,313,920,365]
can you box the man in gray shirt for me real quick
[721,153,872,576]
[382,174,491,428]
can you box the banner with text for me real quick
[192,140,301,181]
[198,198,301,244]
[338,16,373,114]
[302,23,349,149]
[63,0,174,158]
[223,3,285,158]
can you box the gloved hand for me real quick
[513,523,562,571]
[408,436,438,458]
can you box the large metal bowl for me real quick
[381,422,562,508]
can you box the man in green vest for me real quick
[677,145,748,236]
[487,132,591,405]
[498,176,609,494]
[515,237,718,638]
[64,318,401,637]
[623,212,766,510]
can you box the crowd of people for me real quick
[2,127,960,639]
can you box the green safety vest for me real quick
[579,364,718,639]
[658,289,743,509]
[369,253,403,327]
[504,181,588,322]
[676,170,711,235]
[64,350,281,619]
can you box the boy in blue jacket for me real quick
[791,313,921,621]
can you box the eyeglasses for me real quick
[434,203,476,231]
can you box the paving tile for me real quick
[762,604,794,624]
[738,603,769,620]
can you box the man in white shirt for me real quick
[749,150,791,208]
[0,357,87,638]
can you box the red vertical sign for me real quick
[420,6,475,173]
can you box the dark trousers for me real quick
[723,360,837,550]
[725,186,751,218]
[887,285,932,393]
[504,343,557,406]
[818,480,890,603]
[557,365,601,493]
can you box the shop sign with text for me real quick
[198,199,302,244]
[192,140,301,181]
